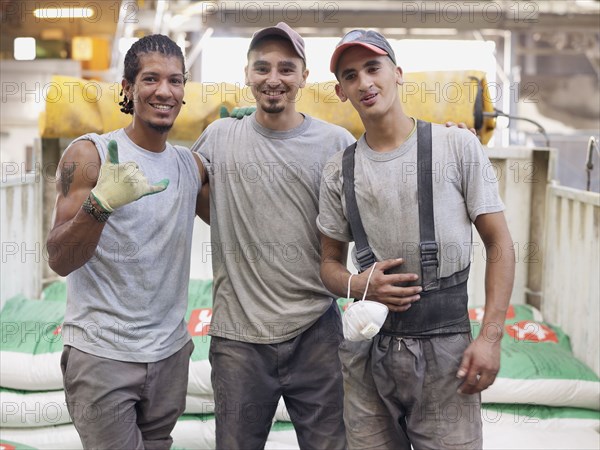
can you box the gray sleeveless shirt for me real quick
[63,128,200,362]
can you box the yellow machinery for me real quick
[41,70,495,144]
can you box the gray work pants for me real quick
[340,333,482,450]
[61,340,194,450]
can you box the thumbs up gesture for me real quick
[90,140,169,212]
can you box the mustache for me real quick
[246,81,304,90]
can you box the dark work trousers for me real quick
[210,302,346,450]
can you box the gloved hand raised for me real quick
[219,105,256,119]
[90,140,169,212]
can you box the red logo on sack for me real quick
[187,308,212,336]
[1,443,17,450]
[505,305,515,319]
[506,321,558,343]
[53,325,62,335]
[468,307,484,321]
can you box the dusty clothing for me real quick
[209,303,345,450]
[317,125,504,281]
[61,341,194,450]
[318,123,502,448]
[193,113,354,344]
[340,334,482,450]
[193,113,354,448]
[64,129,199,362]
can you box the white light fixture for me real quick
[33,8,94,19]
[14,37,36,60]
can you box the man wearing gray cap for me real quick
[192,22,353,449]
[318,29,515,449]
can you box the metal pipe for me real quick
[586,136,599,191]
[483,110,550,148]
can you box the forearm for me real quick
[320,234,421,310]
[481,235,515,340]
[321,257,353,299]
[47,207,106,276]
[457,244,513,394]
[321,251,394,300]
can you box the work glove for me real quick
[90,140,169,212]
[219,105,256,119]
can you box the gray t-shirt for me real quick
[64,128,200,362]
[192,113,354,343]
[317,123,504,281]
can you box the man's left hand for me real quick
[446,121,477,136]
[220,105,256,119]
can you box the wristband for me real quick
[82,194,112,223]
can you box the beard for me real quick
[261,100,285,114]
[148,122,173,133]
[252,83,294,114]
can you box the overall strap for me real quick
[417,120,440,291]
[342,122,441,290]
[342,142,376,272]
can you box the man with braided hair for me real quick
[47,34,205,449]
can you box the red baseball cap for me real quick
[330,29,396,74]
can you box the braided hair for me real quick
[119,34,186,115]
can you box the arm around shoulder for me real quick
[192,152,209,224]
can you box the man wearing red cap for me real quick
[318,29,515,449]
[192,22,353,449]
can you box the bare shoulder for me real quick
[57,139,101,194]
[60,139,100,166]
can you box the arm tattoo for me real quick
[61,163,77,197]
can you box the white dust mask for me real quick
[342,263,389,341]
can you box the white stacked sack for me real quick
[0,281,297,450]
[2,284,599,449]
